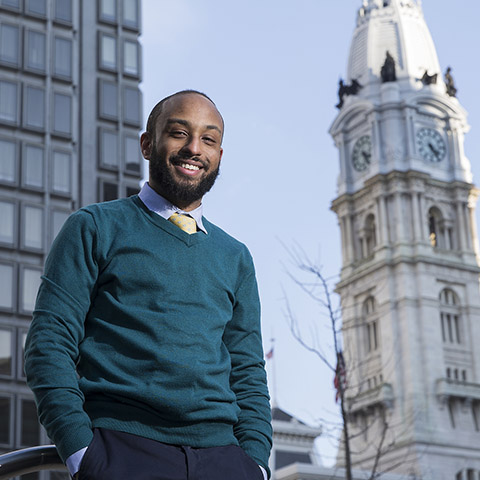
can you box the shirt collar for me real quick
[138,182,207,234]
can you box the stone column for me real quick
[411,192,420,242]
[340,217,348,266]
[345,214,355,263]
[456,202,467,251]
[395,192,405,242]
[378,195,389,246]
[468,202,479,255]
[418,193,427,242]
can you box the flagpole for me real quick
[268,336,277,408]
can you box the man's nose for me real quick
[182,136,202,156]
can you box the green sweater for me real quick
[25,196,272,472]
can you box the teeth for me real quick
[181,163,199,171]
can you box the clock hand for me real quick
[362,151,370,162]
[428,142,439,157]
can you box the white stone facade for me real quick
[328,0,480,479]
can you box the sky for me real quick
[140,0,480,466]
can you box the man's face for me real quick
[141,94,224,211]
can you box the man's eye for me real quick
[171,130,187,137]
[203,137,216,144]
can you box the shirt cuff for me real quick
[259,464,268,480]
[65,447,88,476]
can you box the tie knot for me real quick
[168,213,197,234]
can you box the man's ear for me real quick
[140,132,153,160]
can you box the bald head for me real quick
[146,90,224,141]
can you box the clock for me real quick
[416,128,446,162]
[352,135,372,172]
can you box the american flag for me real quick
[334,351,346,403]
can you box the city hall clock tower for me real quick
[330,1,480,478]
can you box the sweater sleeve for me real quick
[24,209,99,462]
[222,250,273,476]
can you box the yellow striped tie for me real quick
[168,213,197,234]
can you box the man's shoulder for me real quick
[72,196,139,222]
[203,218,253,257]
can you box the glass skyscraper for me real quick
[0,1,143,477]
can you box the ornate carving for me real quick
[444,66,457,97]
[336,78,363,109]
[381,51,396,83]
[421,70,438,85]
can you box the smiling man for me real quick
[25,91,272,480]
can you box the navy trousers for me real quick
[76,428,264,480]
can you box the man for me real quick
[25,90,272,479]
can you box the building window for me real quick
[99,0,116,23]
[51,210,69,245]
[0,80,18,125]
[23,86,45,131]
[0,200,15,246]
[20,267,42,313]
[0,0,20,10]
[99,33,117,71]
[99,129,119,169]
[0,395,12,447]
[25,0,46,17]
[122,0,139,29]
[0,328,12,377]
[20,398,40,447]
[448,399,456,428]
[126,185,139,197]
[18,330,27,378]
[363,296,379,353]
[99,80,118,120]
[0,23,20,67]
[428,206,454,249]
[124,134,141,174]
[22,144,44,189]
[53,93,72,136]
[21,205,44,251]
[100,180,118,202]
[25,30,46,73]
[0,263,14,310]
[54,0,72,23]
[473,403,480,432]
[123,39,139,76]
[440,313,461,343]
[51,150,71,195]
[123,86,140,125]
[439,288,462,344]
[53,37,73,79]
[0,138,17,184]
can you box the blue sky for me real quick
[140,0,480,465]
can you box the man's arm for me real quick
[24,210,99,462]
[223,251,272,477]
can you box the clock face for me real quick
[352,135,372,172]
[416,128,446,162]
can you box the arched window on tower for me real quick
[364,214,376,257]
[428,207,444,248]
[363,296,379,354]
[428,207,454,249]
[439,288,462,345]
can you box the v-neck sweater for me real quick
[25,196,272,472]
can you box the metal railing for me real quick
[0,445,66,479]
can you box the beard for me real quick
[149,145,220,206]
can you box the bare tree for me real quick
[281,243,412,480]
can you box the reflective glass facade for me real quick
[0,2,142,477]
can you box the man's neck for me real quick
[148,182,201,212]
